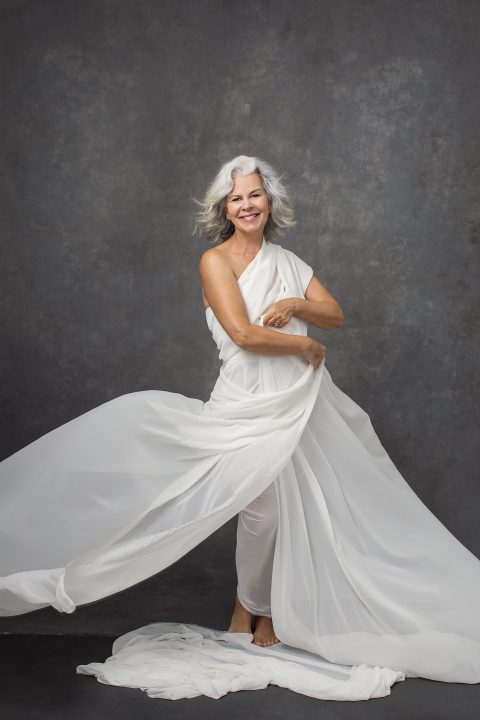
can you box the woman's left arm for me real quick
[262,276,344,330]
[293,275,345,329]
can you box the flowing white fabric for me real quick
[1,236,480,701]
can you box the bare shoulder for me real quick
[198,245,232,278]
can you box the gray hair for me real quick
[192,155,296,244]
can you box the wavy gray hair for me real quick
[192,155,296,244]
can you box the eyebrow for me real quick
[228,187,264,198]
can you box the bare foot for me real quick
[227,594,254,634]
[252,615,280,647]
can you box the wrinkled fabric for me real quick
[2,236,480,701]
[77,623,404,701]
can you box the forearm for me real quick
[293,299,344,329]
[238,325,312,356]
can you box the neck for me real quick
[228,229,264,253]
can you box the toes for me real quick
[252,636,278,647]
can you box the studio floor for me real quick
[1,635,479,720]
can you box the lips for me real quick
[240,213,260,222]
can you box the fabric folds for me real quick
[1,235,480,700]
[77,623,405,701]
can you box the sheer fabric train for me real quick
[1,236,480,701]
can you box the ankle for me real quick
[234,595,253,618]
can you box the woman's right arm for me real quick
[198,250,326,367]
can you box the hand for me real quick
[261,298,298,328]
[301,338,326,369]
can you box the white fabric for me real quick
[76,622,404,701]
[1,235,480,701]
[236,480,278,617]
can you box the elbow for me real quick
[318,300,344,329]
[333,305,345,328]
[232,325,253,349]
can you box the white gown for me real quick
[1,236,480,701]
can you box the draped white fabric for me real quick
[2,236,480,700]
[76,623,404,701]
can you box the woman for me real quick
[197,156,342,648]
[1,155,480,701]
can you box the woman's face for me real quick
[225,172,271,235]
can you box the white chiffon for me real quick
[1,236,480,701]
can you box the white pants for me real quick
[235,481,278,617]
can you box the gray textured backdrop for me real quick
[1,0,479,635]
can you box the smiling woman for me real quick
[1,155,480,702]
[196,157,343,364]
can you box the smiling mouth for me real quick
[240,213,260,221]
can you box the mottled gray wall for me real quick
[1,0,479,635]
